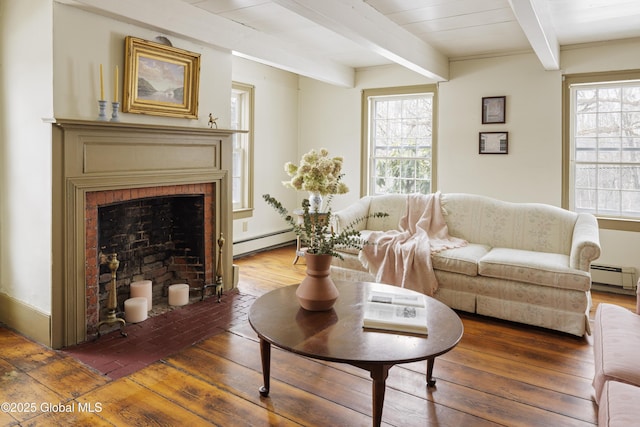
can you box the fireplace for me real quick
[85,185,215,335]
[52,120,236,348]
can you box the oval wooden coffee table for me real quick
[248,280,463,426]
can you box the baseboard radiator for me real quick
[590,264,637,294]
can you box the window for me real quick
[362,85,437,196]
[564,71,640,230]
[231,82,254,218]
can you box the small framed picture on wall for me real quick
[482,96,506,124]
[479,132,508,154]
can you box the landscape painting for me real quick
[137,56,185,104]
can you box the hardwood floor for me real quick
[0,244,636,426]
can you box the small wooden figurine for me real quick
[208,113,218,129]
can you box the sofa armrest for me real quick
[332,197,371,234]
[569,213,601,272]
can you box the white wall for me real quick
[439,53,563,204]
[296,78,360,213]
[53,4,231,128]
[0,0,54,315]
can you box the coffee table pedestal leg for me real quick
[259,339,271,396]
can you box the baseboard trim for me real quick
[0,292,51,347]
[233,231,295,257]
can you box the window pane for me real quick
[576,89,597,113]
[598,190,620,213]
[597,113,621,136]
[571,80,640,220]
[598,138,621,162]
[622,138,640,162]
[575,138,596,162]
[576,113,597,136]
[368,91,434,195]
[622,191,640,215]
[621,165,640,189]
[575,189,597,211]
[623,112,640,136]
[575,164,596,188]
[598,165,620,189]
[597,87,621,112]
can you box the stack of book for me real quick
[362,290,428,335]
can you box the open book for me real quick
[363,291,428,335]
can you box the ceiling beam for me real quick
[55,0,355,87]
[272,0,449,81]
[508,0,560,70]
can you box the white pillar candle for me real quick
[168,284,190,306]
[124,297,148,323]
[130,280,152,311]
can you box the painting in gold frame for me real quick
[123,36,200,118]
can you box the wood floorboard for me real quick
[166,345,375,426]
[0,243,636,426]
[130,362,300,427]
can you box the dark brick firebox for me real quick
[85,183,216,336]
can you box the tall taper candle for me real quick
[99,64,104,100]
[114,65,118,103]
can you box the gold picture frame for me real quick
[123,36,200,118]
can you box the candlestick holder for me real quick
[97,252,127,338]
[110,101,120,122]
[97,100,108,121]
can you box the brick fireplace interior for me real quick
[85,184,216,336]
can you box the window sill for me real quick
[233,208,254,220]
[597,217,640,232]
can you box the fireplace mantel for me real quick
[51,119,238,348]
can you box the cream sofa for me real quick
[330,193,601,336]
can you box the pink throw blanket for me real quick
[360,192,467,296]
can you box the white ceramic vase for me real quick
[308,191,323,212]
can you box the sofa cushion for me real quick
[593,303,640,403]
[598,380,640,427]
[478,248,591,292]
[432,243,491,277]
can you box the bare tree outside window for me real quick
[571,81,640,219]
[367,91,434,195]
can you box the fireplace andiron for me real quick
[201,233,225,303]
[97,252,127,338]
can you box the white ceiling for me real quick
[60,0,640,86]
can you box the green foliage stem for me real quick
[262,194,388,260]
